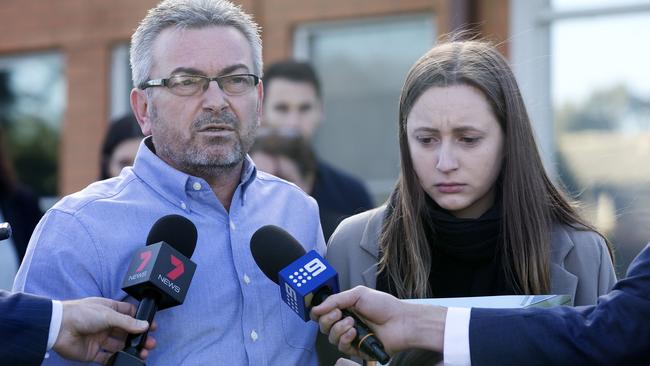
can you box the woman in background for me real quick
[250,128,345,241]
[100,114,143,180]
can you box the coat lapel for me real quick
[359,206,386,288]
[549,225,579,304]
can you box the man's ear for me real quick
[131,88,153,135]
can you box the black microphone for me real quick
[250,225,390,364]
[0,222,11,241]
[108,215,198,366]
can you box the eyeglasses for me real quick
[139,73,260,96]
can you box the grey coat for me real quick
[326,205,617,306]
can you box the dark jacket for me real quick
[312,159,373,240]
[0,290,52,365]
[0,187,43,262]
[471,243,650,366]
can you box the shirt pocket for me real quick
[280,300,318,351]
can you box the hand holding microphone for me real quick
[53,297,157,364]
[250,225,390,364]
[311,285,447,361]
[109,215,198,366]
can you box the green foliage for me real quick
[6,116,59,196]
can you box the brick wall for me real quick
[0,0,158,194]
[0,0,509,195]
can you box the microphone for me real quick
[250,225,390,364]
[0,222,11,241]
[108,215,198,366]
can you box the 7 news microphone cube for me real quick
[121,241,197,310]
[278,250,339,321]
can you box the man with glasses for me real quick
[13,1,325,365]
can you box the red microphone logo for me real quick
[167,255,185,280]
[136,250,152,272]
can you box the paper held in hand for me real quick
[404,294,573,308]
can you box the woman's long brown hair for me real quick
[378,40,610,298]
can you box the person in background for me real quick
[322,39,616,363]
[13,0,325,364]
[250,128,342,240]
[262,60,374,221]
[100,113,144,180]
[0,126,42,290]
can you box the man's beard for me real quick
[150,106,257,177]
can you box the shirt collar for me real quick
[240,154,257,193]
[132,136,258,210]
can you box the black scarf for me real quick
[376,193,519,298]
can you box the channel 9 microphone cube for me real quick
[122,242,197,310]
[278,250,339,321]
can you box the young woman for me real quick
[325,40,616,305]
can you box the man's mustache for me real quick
[192,112,239,130]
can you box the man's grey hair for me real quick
[130,0,262,89]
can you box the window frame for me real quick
[509,0,650,177]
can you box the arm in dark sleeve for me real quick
[0,290,53,366]
[469,244,650,366]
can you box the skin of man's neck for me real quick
[203,162,245,212]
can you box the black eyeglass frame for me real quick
[138,73,260,96]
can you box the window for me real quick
[294,15,435,202]
[511,0,650,275]
[110,43,133,121]
[0,52,65,198]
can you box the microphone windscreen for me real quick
[0,222,11,241]
[250,225,305,284]
[146,214,198,258]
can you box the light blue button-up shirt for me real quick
[14,137,325,365]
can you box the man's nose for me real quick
[283,110,302,129]
[202,80,229,112]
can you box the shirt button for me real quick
[243,274,251,284]
[230,221,236,230]
[192,182,201,191]
[180,201,187,210]
[250,330,258,341]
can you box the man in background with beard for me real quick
[13,1,325,365]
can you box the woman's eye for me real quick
[460,136,481,145]
[417,136,435,144]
